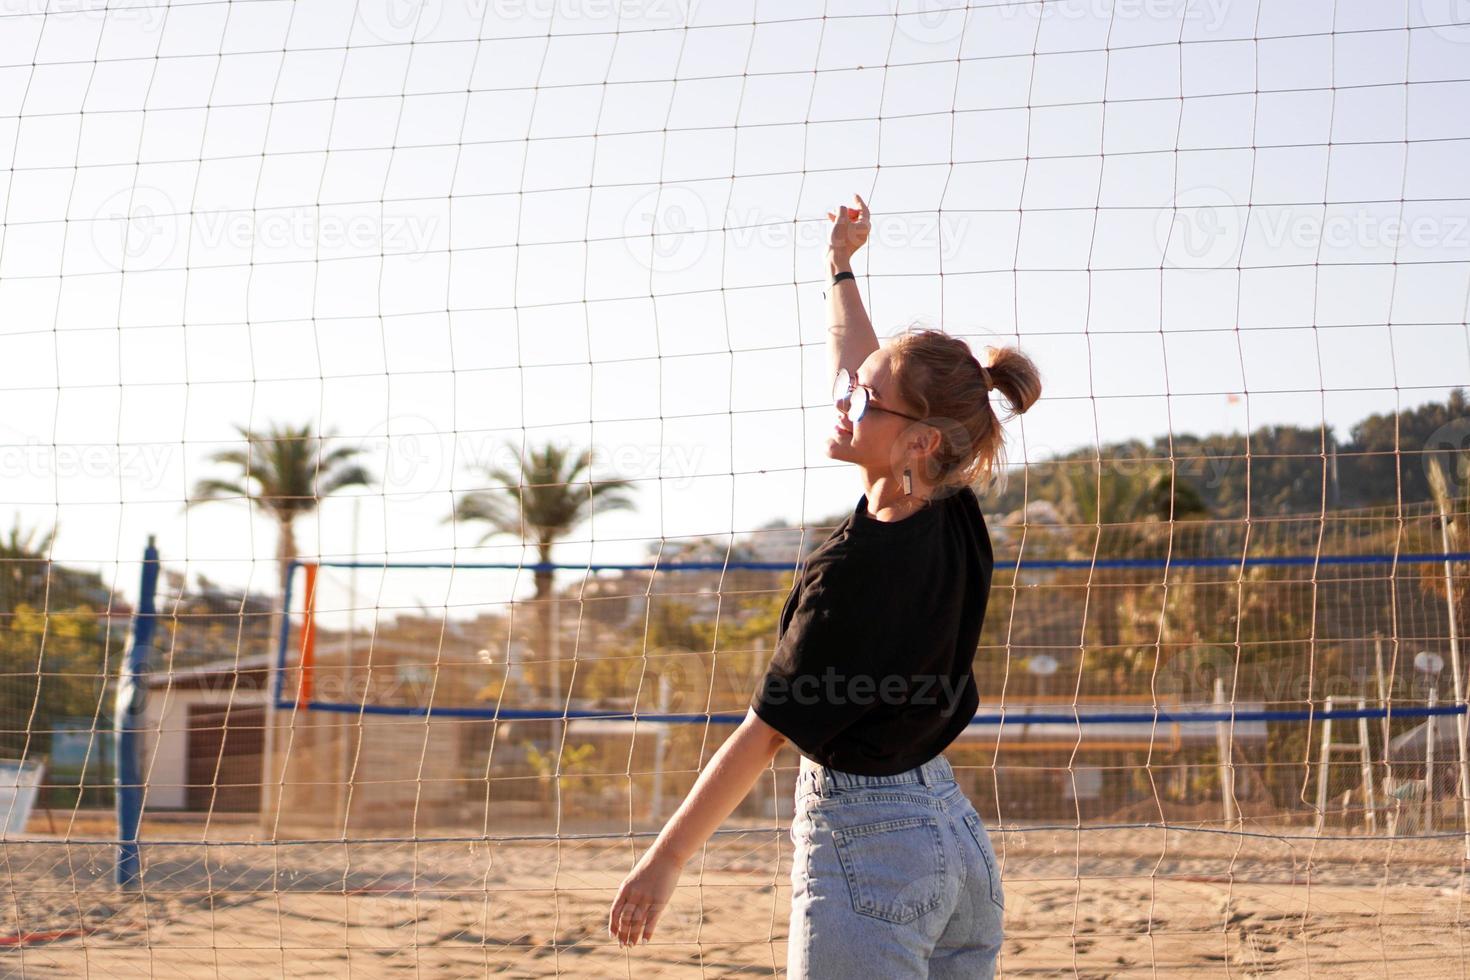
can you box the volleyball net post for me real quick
[113,536,159,890]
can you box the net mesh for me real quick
[2,0,1470,974]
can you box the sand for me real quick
[2,818,1467,977]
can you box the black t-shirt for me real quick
[750,485,994,775]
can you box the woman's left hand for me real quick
[608,847,684,948]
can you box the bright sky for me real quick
[1,0,1467,623]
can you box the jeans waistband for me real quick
[797,753,954,797]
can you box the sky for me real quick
[0,0,1467,628]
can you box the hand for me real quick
[608,846,684,949]
[826,192,871,262]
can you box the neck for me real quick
[862,472,933,521]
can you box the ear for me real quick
[912,425,942,458]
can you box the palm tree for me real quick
[445,441,637,701]
[1057,462,1211,680]
[184,421,374,605]
[183,421,372,828]
[1425,452,1470,839]
[1,518,57,612]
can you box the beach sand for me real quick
[3,818,1465,977]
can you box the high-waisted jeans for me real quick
[788,753,1004,979]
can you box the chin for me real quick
[826,441,854,462]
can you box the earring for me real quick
[902,467,914,496]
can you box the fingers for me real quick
[614,901,651,947]
[608,893,623,933]
[609,886,643,947]
[609,898,627,944]
[854,192,869,221]
[639,905,665,945]
[609,889,636,939]
[608,900,621,942]
[609,895,667,948]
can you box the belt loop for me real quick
[804,758,832,798]
[917,763,931,787]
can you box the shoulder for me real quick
[797,541,879,596]
[941,483,994,562]
[947,483,980,508]
[931,483,982,525]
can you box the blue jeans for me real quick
[788,753,1004,979]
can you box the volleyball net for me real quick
[263,518,1470,842]
[3,0,1470,974]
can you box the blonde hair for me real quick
[886,328,1042,498]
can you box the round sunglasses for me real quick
[832,367,925,424]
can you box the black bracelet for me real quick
[832,270,856,286]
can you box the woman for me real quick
[609,193,1041,978]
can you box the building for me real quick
[139,653,270,812]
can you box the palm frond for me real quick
[0,518,57,560]
[185,478,251,506]
[449,440,638,551]
[316,463,374,497]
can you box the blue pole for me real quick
[114,535,159,889]
[273,560,297,705]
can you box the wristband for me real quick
[832,270,856,286]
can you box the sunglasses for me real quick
[833,367,924,424]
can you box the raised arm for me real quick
[607,708,787,947]
[826,193,880,383]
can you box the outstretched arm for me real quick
[607,708,787,948]
[826,193,880,383]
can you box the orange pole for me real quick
[296,562,318,707]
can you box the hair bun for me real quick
[977,360,995,392]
